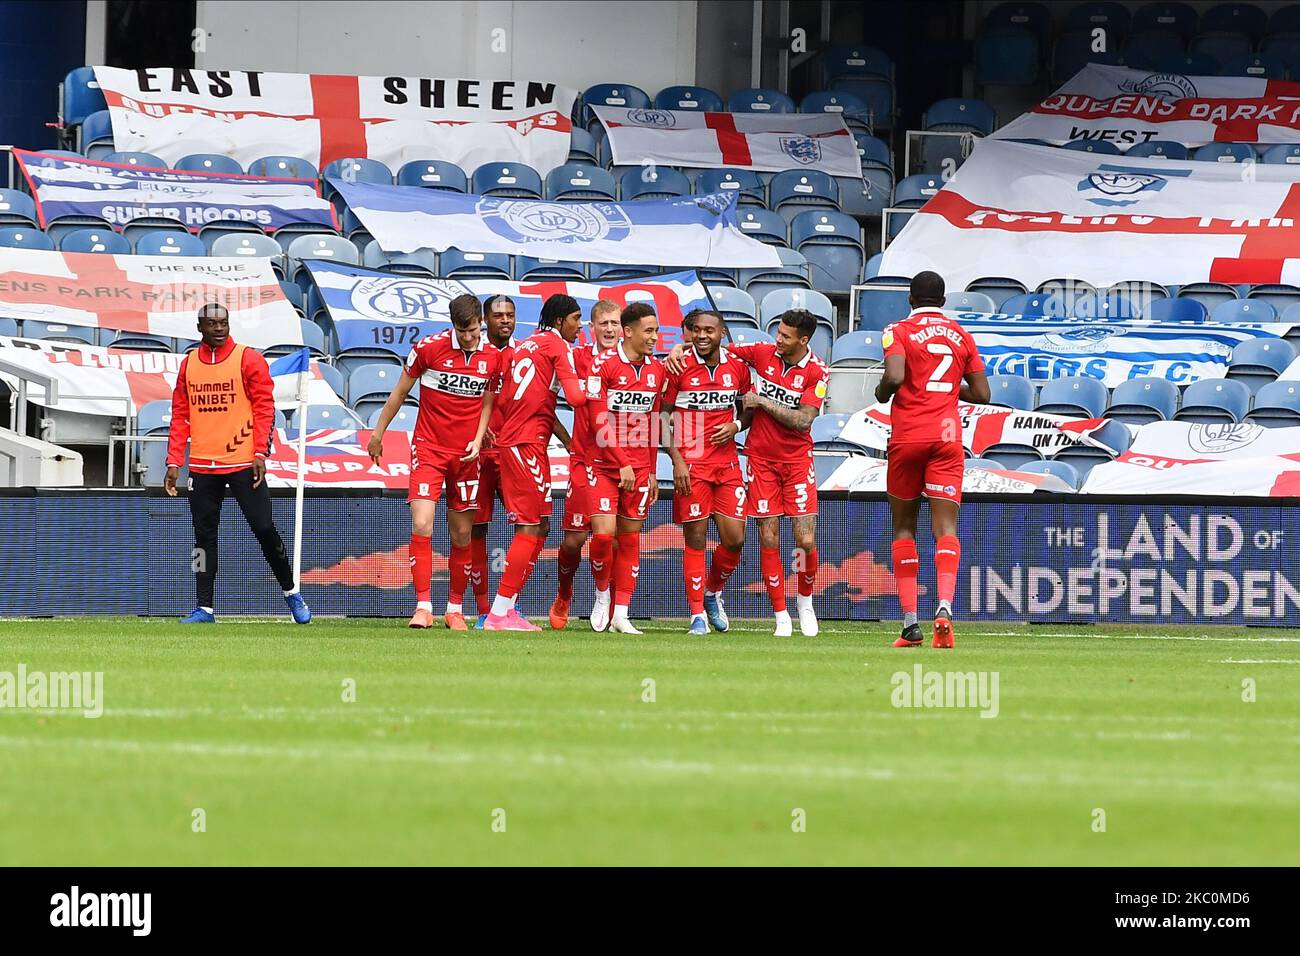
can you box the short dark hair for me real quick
[778,309,818,339]
[621,302,656,328]
[683,308,725,332]
[910,270,945,304]
[197,302,228,321]
[448,293,483,330]
[483,294,515,313]
[539,293,580,329]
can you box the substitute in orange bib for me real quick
[165,302,310,625]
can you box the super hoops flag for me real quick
[91,67,579,174]
[993,64,1300,146]
[879,138,1300,289]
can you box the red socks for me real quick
[409,533,432,603]
[705,544,742,594]
[614,532,641,606]
[448,542,472,607]
[590,533,614,593]
[891,539,919,616]
[556,540,582,601]
[935,535,961,607]
[797,546,818,598]
[470,536,489,614]
[497,532,540,600]
[684,546,706,614]
[760,546,787,613]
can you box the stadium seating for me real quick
[211,232,284,269]
[919,98,997,175]
[175,153,244,175]
[1000,292,1053,317]
[396,160,468,192]
[546,164,617,201]
[1247,380,1300,426]
[964,457,1004,471]
[811,413,865,454]
[294,404,366,430]
[363,246,439,277]
[1052,34,1126,86]
[0,318,19,337]
[1219,52,1286,78]
[135,399,173,436]
[1157,51,1222,74]
[983,442,1044,469]
[80,109,114,158]
[830,331,884,366]
[1228,338,1297,392]
[59,228,130,255]
[1061,140,1123,154]
[61,66,105,129]
[710,286,757,321]
[760,287,833,328]
[944,291,997,313]
[1178,282,1240,312]
[0,189,39,227]
[516,256,585,281]
[736,208,787,245]
[568,127,599,165]
[621,166,691,201]
[1213,299,1277,323]
[698,168,766,207]
[654,85,724,111]
[369,406,417,431]
[1050,444,1117,483]
[322,157,392,192]
[0,228,54,250]
[471,162,543,199]
[800,92,874,137]
[248,156,320,180]
[1193,143,1257,163]
[264,319,327,359]
[728,88,795,113]
[441,249,512,280]
[856,286,911,331]
[1035,377,1110,418]
[1105,377,1180,424]
[135,231,205,257]
[102,151,165,169]
[769,170,840,225]
[1072,290,1141,320]
[23,321,95,345]
[580,83,652,131]
[987,374,1035,409]
[790,210,863,293]
[965,277,1027,311]
[1125,141,1190,160]
[348,363,407,419]
[1018,458,1081,489]
[1146,298,1207,323]
[728,327,775,347]
[1262,144,1300,165]
[1247,285,1300,312]
[1175,378,1252,423]
[977,17,1041,86]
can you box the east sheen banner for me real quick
[993,64,1300,147]
[306,259,712,354]
[0,249,300,350]
[91,67,578,173]
[333,178,783,267]
[878,138,1300,289]
[592,106,862,176]
[14,149,336,233]
[1082,421,1300,496]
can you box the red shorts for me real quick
[409,446,481,510]
[674,459,747,523]
[887,440,965,504]
[563,459,594,532]
[746,455,817,518]
[497,443,553,526]
[473,451,503,524]
[590,464,655,521]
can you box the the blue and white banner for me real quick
[15,149,337,233]
[305,259,714,354]
[332,178,783,267]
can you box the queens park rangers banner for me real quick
[333,178,783,267]
[305,259,712,354]
[91,67,578,174]
[14,149,336,233]
[993,64,1300,147]
[878,138,1300,289]
[591,106,862,176]
[0,248,301,349]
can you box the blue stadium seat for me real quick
[580,83,652,131]
[1124,140,1189,160]
[831,330,884,366]
[983,443,1044,469]
[135,231,205,257]
[760,287,833,327]
[80,109,114,158]
[823,365,877,415]
[470,162,543,199]
[293,404,366,431]
[1147,297,1208,323]
[1036,377,1110,418]
[828,75,895,130]
[654,85,723,111]
[198,221,266,252]
[987,374,1036,409]
[211,232,284,271]
[109,332,173,353]
[23,320,96,344]
[857,132,893,168]
[546,163,617,201]
[248,155,319,180]
[441,248,512,280]
[362,244,439,277]
[1179,283,1239,312]
[1017,458,1082,488]
[396,159,468,192]
[944,291,997,314]
[1247,284,1300,313]
[728,327,775,347]
[999,292,1053,317]
[790,210,863,293]
[369,405,417,431]
[1247,380,1300,426]
[856,286,911,331]
[1064,2,1131,40]
[1212,299,1277,324]
[516,256,586,281]
[965,457,1004,471]
[800,91,874,136]
[822,44,893,82]
[886,174,941,241]
[1228,338,1297,392]
[1263,9,1300,63]
[738,248,810,299]
[1270,4,1300,35]
[1072,291,1141,320]
[62,67,106,128]
[0,189,38,228]
[1052,33,1126,85]
[278,280,304,314]
[1106,377,1179,423]
[1050,444,1119,482]
[1261,144,1300,165]
[588,262,657,283]
[1200,2,1268,44]
[621,166,690,201]
[697,168,766,206]
[709,286,757,321]
[984,3,1052,47]
[0,228,54,250]
[102,151,166,169]
[976,27,1040,86]
[59,228,130,255]
[1156,51,1223,75]
[568,127,599,165]
[965,277,1028,311]
[724,317,761,336]
[263,319,327,360]
[1218,53,1286,78]
[1123,30,1186,69]
[121,216,189,247]
[315,362,347,400]
[1176,378,1252,423]
[1131,2,1198,42]
[134,399,174,436]
[322,158,392,200]
[0,318,18,337]
[174,153,244,175]
[1193,143,1257,163]
[735,208,787,245]
[727,88,795,114]
[810,413,855,452]
[921,98,996,174]
[286,233,360,289]
[1061,139,1123,154]
[347,362,405,407]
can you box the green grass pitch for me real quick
[1,617,1298,866]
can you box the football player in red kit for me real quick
[367,294,500,630]
[662,309,751,635]
[550,299,622,629]
[874,271,989,649]
[586,302,664,635]
[483,294,588,631]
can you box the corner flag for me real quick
[268,348,312,589]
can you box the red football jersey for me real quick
[884,308,985,444]
[493,328,583,448]
[483,337,516,452]
[405,330,502,455]
[589,342,665,471]
[662,347,750,467]
[726,341,827,461]
[568,343,609,466]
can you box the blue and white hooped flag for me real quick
[267,347,343,409]
[331,178,783,268]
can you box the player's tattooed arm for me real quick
[874,354,906,404]
[742,392,817,432]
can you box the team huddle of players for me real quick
[368,270,986,647]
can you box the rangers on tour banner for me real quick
[91,67,578,173]
[14,149,336,233]
[879,138,1300,289]
[993,64,1300,146]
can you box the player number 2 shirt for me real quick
[882,308,985,445]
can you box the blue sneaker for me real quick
[688,614,710,636]
[702,592,729,632]
[285,592,312,624]
[475,613,488,630]
[181,608,215,624]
